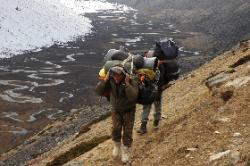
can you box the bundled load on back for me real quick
[102,49,158,73]
[98,47,159,105]
[151,39,180,87]
[97,39,180,105]
[154,39,179,60]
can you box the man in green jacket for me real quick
[95,66,138,164]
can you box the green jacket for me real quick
[95,78,138,112]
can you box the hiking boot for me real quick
[153,120,159,129]
[112,141,121,158]
[136,122,147,134]
[121,145,130,164]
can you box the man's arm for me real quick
[95,72,110,96]
[95,81,110,96]
[124,74,138,102]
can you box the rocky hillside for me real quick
[109,0,250,56]
[1,39,249,165]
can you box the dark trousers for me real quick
[141,90,162,123]
[111,107,136,147]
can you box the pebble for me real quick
[217,117,230,122]
[233,132,241,137]
[187,148,198,152]
[214,131,220,134]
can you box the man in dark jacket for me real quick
[95,66,138,164]
[137,50,180,134]
[136,64,164,134]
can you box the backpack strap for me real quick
[121,53,134,76]
[121,53,132,66]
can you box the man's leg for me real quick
[153,91,162,128]
[121,107,136,163]
[122,108,136,147]
[111,111,122,157]
[137,104,151,134]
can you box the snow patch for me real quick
[62,54,76,62]
[0,80,43,103]
[0,125,29,135]
[3,112,23,122]
[0,0,133,58]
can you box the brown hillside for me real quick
[23,39,250,166]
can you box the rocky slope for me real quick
[1,39,248,165]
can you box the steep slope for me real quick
[18,40,250,166]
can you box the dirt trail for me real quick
[20,40,250,166]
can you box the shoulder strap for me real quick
[121,53,134,75]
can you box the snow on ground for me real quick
[0,0,133,58]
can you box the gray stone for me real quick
[209,150,231,162]
[233,132,241,137]
[229,150,240,164]
[205,72,231,90]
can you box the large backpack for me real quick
[158,60,180,86]
[136,69,159,105]
[153,40,180,85]
[155,40,179,60]
[98,51,159,105]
